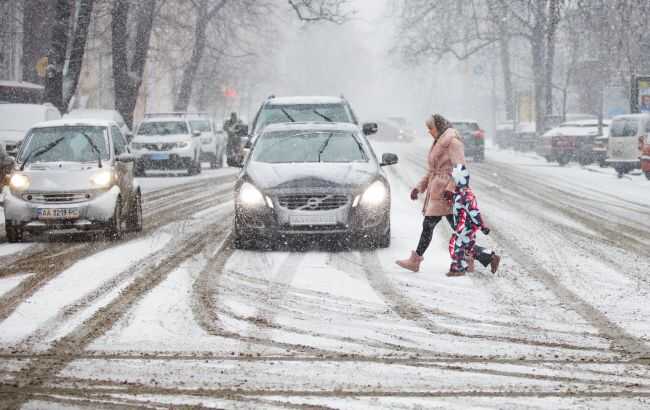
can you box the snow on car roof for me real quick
[266,96,345,105]
[139,116,188,123]
[262,122,359,133]
[31,118,116,128]
[65,109,120,119]
[0,80,44,90]
[560,119,611,127]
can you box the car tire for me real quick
[645,171,650,180]
[557,155,570,166]
[232,221,256,250]
[105,197,124,240]
[376,225,391,248]
[209,153,218,169]
[615,165,627,178]
[134,161,145,177]
[128,192,143,232]
[6,225,23,243]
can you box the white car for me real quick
[130,114,203,176]
[65,109,131,138]
[187,114,225,169]
[0,103,61,156]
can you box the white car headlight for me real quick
[360,181,387,207]
[176,141,191,148]
[239,182,266,207]
[9,174,30,192]
[90,170,114,188]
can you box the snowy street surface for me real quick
[1,143,650,409]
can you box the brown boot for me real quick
[396,251,424,272]
[446,270,465,277]
[490,254,501,274]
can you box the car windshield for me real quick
[610,119,639,137]
[189,120,211,133]
[454,122,479,133]
[252,130,368,163]
[19,126,109,163]
[255,104,352,133]
[137,121,188,136]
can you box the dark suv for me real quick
[452,119,485,161]
[247,96,378,144]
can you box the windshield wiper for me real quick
[317,133,334,162]
[80,131,103,168]
[279,107,295,122]
[312,109,333,122]
[20,137,65,170]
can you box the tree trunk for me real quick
[111,0,156,129]
[174,12,209,111]
[63,0,95,108]
[543,0,561,119]
[45,0,72,113]
[531,35,546,134]
[22,0,54,85]
[498,33,514,120]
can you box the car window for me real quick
[610,118,639,137]
[190,120,211,133]
[252,130,368,163]
[137,121,188,136]
[112,126,127,155]
[19,126,109,163]
[254,104,353,134]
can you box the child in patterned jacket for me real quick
[446,164,493,277]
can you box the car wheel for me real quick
[645,171,650,180]
[105,197,124,240]
[209,153,218,169]
[6,225,23,243]
[232,222,256,250]
[376,225,391,248]
[615,165,626,178]
[557,155,570,166]
[134,161,145,177]
[128,192,143,232]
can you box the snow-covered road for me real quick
[1,145,649,409]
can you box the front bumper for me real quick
[234,199,389,239]
[133,147,196,170]
[3,186,120,232]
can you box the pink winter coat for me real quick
[416,128,466,216]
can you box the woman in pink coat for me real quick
[396,114,500,276]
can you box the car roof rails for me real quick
[144,112,210,119]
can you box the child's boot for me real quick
[396,251,424,272]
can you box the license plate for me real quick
[38,208,80,220]
[149,153,170,160]
[289,214,337,226]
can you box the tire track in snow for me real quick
[0,182,233,325]
[1,218,231,409]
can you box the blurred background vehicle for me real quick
[0,103,61,157]
[187,113,225,169]
[0,80,44,104]
[370,119,415,142]
[607,113,649,177]
[451,119,485,161]
[495,121,515,149]
[130,113,203,176]
[537,119,610,166]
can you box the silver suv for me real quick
[3,119,142,242]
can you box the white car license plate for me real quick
[289,214,337,226]
[38,208,80,220]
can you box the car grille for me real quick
[143,143,176,151]
[23,192,91,204]
[278,194,348,211]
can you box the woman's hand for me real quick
[410,188,419,200]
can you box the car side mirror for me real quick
[116,153,135,163]
[363,122,378,136]
[192,130,201,137]
[236,124,249,136]
[380,152,398,166]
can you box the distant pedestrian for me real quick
[395,113,500,276]
[223,112,242,165]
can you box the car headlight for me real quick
[176,141,191,148]
[239,182,265,207]
[90,170,114,188]
[360,181,387,207]
[9,174,30,192]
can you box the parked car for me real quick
[0,144,14,188]
[65,109,131,138]
[606,114,650,177]
[451,119,485,161]
[232,122,397,249]
[370,119,415,142]
[186,114,225,169]
[0,103,61,156]
[247,95,378,144]
[130,113,203,176]
[3,119,142,242]
[513,122,537,152]
[537,119,610,166]
[495,121,515,148]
